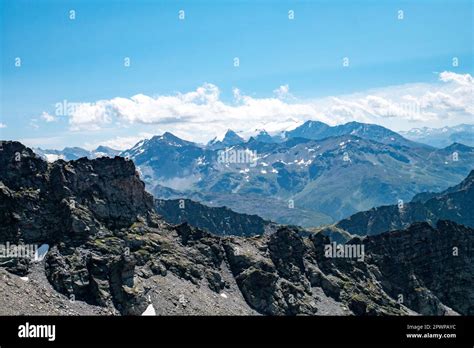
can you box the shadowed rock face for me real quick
[0,141,472,316]
[155,198,279,237]
[364,220,474,315]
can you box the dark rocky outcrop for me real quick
[363,220,474,315]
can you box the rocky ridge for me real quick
[155,198,279,237]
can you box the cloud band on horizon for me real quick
[38,71,473,146]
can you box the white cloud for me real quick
[69,102,115,131]
[40,71,474,143]
[0,123,6,128]
[273,84,293,100]
[313,71,474,127]
[41,112,56,122]
[84,133,153,151]
[439,71,473,86]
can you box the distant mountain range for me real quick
[121,121,474,226]
[32,123,473,163]
[285,120,425,148]
[33,145,120,162]
[209,121,433,148]
[213,123,474,149]
[400,124,474,148]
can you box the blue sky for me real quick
[1,0,473,149]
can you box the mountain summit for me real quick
[208,129,245,150]
[286,121,424,148]
[285,120,330,139]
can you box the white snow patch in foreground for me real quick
[20,277,29,281]
[142,303,156,316]
[220,293,228,299]
[34,244,49,262]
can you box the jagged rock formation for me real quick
[0,141,472,316]
[363,220,474,315]
[0,265,114,315]
[336,170,474,236]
